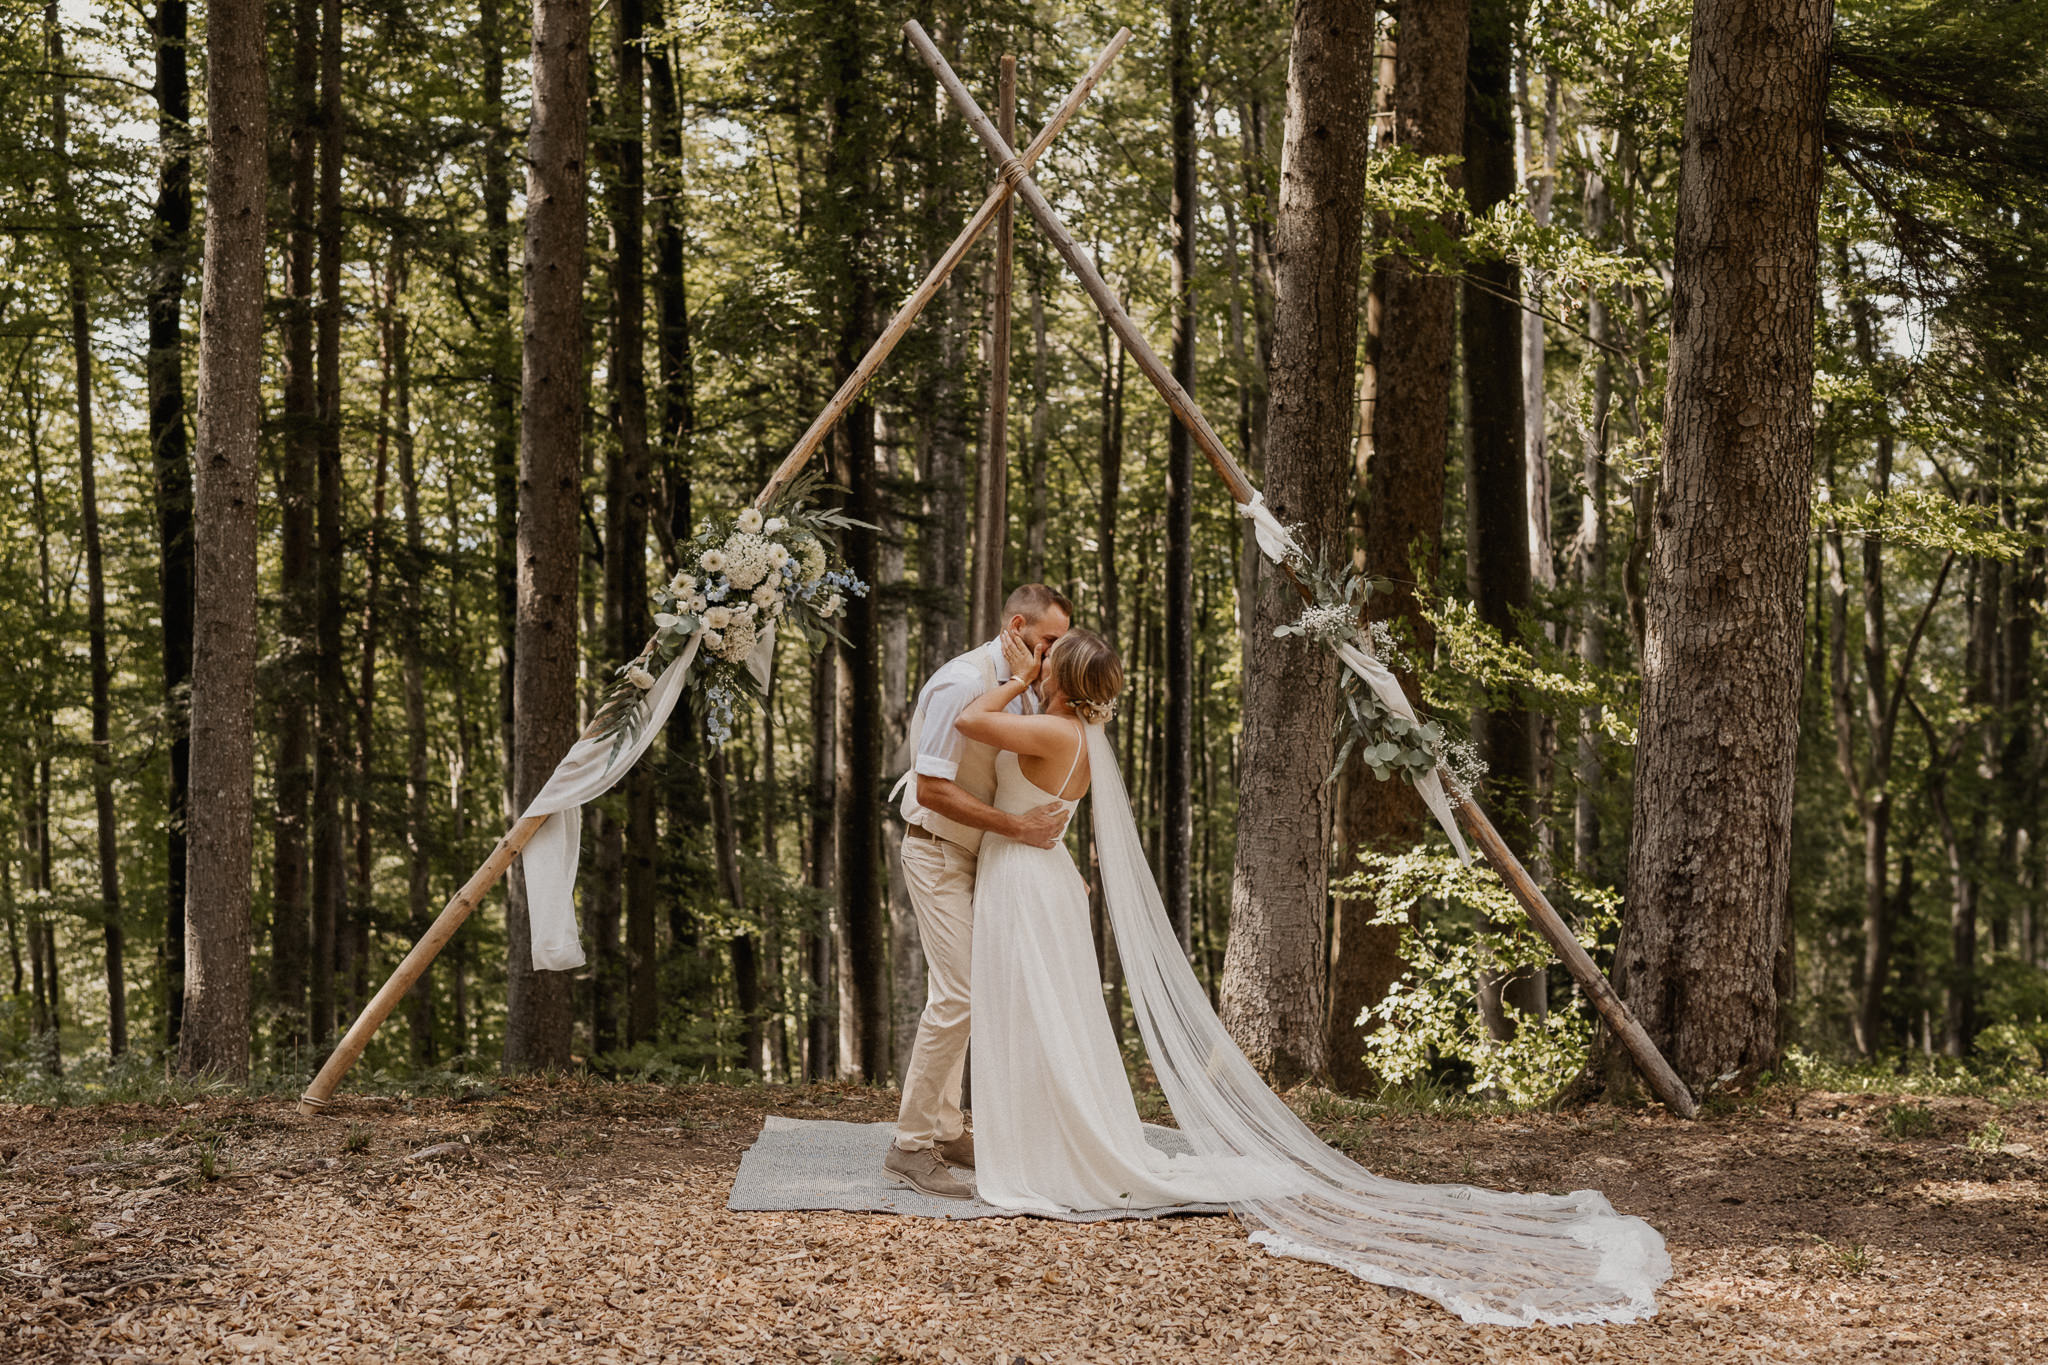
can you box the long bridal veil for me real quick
[1083,723,1671,1327]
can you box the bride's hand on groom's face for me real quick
[1001,627,1044,685]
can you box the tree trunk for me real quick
[1574,155,1614,877]
[968,56,1015,644]
[355,223,398,1033]
[1163,0,1197,954]
[806,646,837,1079]
[503,0,590,1073]
[273,0,319,1055]
[179,0,265,1078]
[1026,258,1050,583]
[25,387,59,1073]
[150,0,195,1050]
[605,0,659,1051]
[1221,0,1375,1086]
[48,7,127,1056]
[388,245,434,1067]
[1613,0,1832,1094]
[824,6,887,1083]
[310,0,348,1043]
[482,0,521,826]
[1463,0,1538,1038]
[1327,0,1467,1094]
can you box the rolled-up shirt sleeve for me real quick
[913,670,978,780]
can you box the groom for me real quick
[882,584,1073,1199]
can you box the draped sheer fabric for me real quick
[1082,722,1671,1326]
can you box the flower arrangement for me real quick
[591,471,870,759]
[1270,545,1484,799]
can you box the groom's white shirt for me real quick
[896,638,1036,853]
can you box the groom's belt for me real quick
[904,822,970,851]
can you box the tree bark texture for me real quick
[311,0,348,1042]
[1462,0,1539,1036]
[1163,0,1197,954]
[179,0,266,1078]
[968,56,1014,645]
[503,0,590,1073]
[825,3,887,1082]
[149,0,194,1049]
[1615,0,1832,1093]
[1221,0,1376,1087]
[607,0,660,1049]
[273,0,319,1053]
[1328,0,1467,1093]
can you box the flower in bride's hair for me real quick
[699,547,728,574]
[1072,697,1117,726]
[737,507,765,534]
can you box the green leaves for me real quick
[1816,487,2040,562]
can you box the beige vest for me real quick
[894,646,1002,854]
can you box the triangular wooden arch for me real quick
[298,22,1695,1121]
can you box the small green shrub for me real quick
[1876,1101,1938,1140]
[1966,1119,2008,1153]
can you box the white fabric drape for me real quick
[1234,494,1469,862]
[519,631,704,971]
[1085,722,1670,1325]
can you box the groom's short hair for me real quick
[1004,583,1073,624]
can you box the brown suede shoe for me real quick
[883,1144,973,1200]
[935,1131,975,1170]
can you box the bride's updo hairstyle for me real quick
[1046,628,1123,726]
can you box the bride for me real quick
[954,627,1672,1327]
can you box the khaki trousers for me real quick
[893,832,977,1151]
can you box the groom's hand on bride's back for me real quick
[1011,800,1067,849]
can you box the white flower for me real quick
[737,507,765,534]
[690,594,708,613]
[766,599,784,618]
[751,582,781,608]
[821,591,845,618]
[713,614,758,663]
[626,665,657,690]
[793,535,828,584]
[705,605,733,630]
[667,571,696,596]
[764,516,785,535]
[766,542,789,566]
[699,548,728,574]
[702,629,724,651]
[719,532,776,590]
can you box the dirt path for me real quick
[2,1080,2042,1362]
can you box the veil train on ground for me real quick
[1083,723,1672,1328]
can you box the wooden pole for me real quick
[969,54,1017,642]
[906,19,1700,1121]
[298,33,1131,1116]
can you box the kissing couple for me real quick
[880,583,1672,1326]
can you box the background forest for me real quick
[3,0,2047,1105]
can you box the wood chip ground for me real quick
[3,1080,2042,1362]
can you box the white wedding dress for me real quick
[969,720,1672,1327]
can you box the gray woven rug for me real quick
[726,1116,1233,1222]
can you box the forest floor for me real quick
[1,1078,2043,1364]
